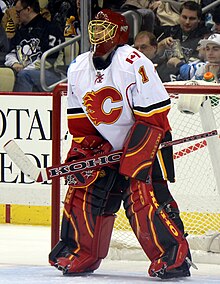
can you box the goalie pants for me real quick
[49,163,189,273]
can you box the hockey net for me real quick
[53,82,220,263]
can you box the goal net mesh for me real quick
[58,88,220,261]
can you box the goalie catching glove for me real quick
[119,121,164,182]
[65,135,112,187]
[66,135,112,162]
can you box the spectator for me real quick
[212,5,220,34]
[134,30,169,80]
[174,33,220,82]
[4,0,64,92]
[0,24,9,64]
[1,6,19,39]
[172,39,207,80]
[1,0,51,40]
[134,30,158,60]
[155,1,211,82]
[198,33,220,82]
[47,0,79,34]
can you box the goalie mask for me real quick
[88,9,129,57]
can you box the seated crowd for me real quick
[0,0,220,92]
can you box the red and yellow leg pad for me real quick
[49,168,118,274]
[123,179,189,275]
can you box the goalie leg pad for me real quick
[49,168,118,274]
[55,215,115,274]
[153,180,185,233]
[122,179,190,278]
[148,243,191,279]
[119,121,164,182]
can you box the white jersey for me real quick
[67,44,171,151]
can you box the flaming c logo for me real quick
[83,87,123,126]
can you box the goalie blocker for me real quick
[119,120,175,182]
[119,121,192,278]
[120,121,164,181]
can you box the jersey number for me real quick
[138,66,149,83]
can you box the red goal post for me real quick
[51,83,220,262]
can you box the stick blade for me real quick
[4,140,42,181]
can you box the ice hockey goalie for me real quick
[49,9,193,279]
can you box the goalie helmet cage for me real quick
[51,83,220,263]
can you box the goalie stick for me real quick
[4,128,219,183]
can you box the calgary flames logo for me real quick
[83,87,123,126]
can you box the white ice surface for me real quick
[0,224,220,284]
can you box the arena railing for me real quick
[40,35,81,92]
[202,0,220,14]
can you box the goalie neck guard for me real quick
[88,9,129,57]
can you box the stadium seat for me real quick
[0,67,15,91]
